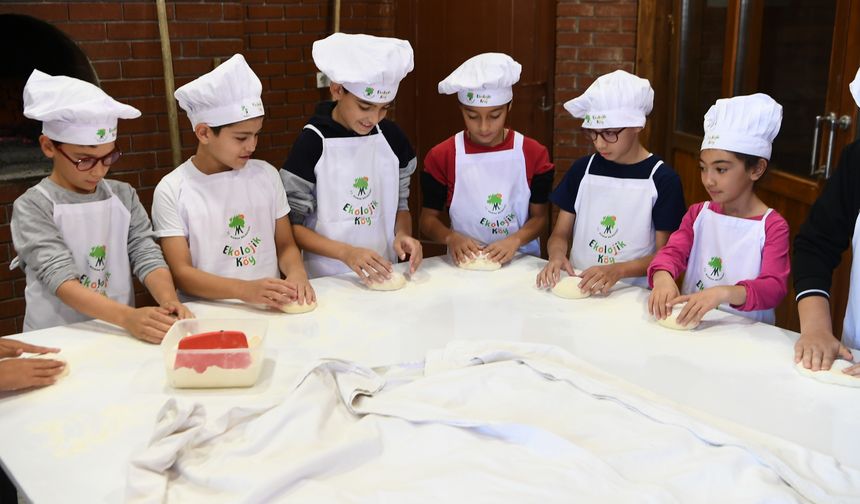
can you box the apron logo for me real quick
[598,215,618,238]
[705,256,724,281]
[696,279,705,291]
[351,176,371,200]
[88,244,107,271]
[485,193,506,215]
[227,213,251,239]
[223,237,262,268]
[80,271,110,296]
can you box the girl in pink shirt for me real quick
[647,94,790,326]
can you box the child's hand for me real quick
[668,286,729,327]
[794,330,854,371]
[843,362,860,376]
[0,338,60,359]
[446,232,482,265]
[160,300,194,320]
[0,358,66,391]
[239,278,298,309]
[393,233,423,273]
[484,236,520,265]
[343,246,392,284]
[648,270,679,320]
[123,307,177,344]
[536,256,575,288]
[286,273,316,305]
[579,264,623,295]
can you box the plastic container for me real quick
[161,318,267,388]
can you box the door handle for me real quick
[811,113,853,179]
[538,95,553,112]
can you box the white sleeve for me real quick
[151,175,187,238]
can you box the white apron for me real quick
[840,212,860,348]
[681,202,775,324]
[181,162,279,281]
[448,131,540,256]
[571,154,660,285]
[22,182,134,331]
[303,124,398,278]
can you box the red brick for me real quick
[247,5,283,19]
[199,39,244,57]
[119,115,159,134]
[0,185,28,205]
[105,22,158,40]
[79,41,132,61]
[558,32,592,46]
[0,4,69,21]
[556,60,591,75]
[285,31,319,47]
[140,168,172,187]
[557,4,594,17]
[13,278,26,298]
[271,76,306,90]
[121,60,163,79]
[243,49,268,63]
[123,3,161,21]
[244,20,266,33]
[0,316,18,336]
[174,3,222,20]
[249,34,284,49]
[92,61,121,79]
[60,22,107,42]
[578,47,624,61]
[69,2,122,21]
[0,279,13,301]
[268,47,302,62]
[101,79,153,98]
[593,32,635,47]
[222,4,243,20]
[301,18,327,32]
[594,4,637,18]
[284,5,319,18]
[129,41,174,59]
[180,41,199,57]
[287,89,321,103]
[131,133,171,152]
[169,22,209,39]
[252,63,285,77]
[172,59,215,77]
[267,19,301,33]
[285,61,315,75]
[208,21,244,38]
[111,172,141,187]
[579,17,620,32]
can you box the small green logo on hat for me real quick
[466,91,475,102]
[96,128,106,140]
[364,87,374,97]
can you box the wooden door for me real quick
[394,0,557,257]
[641,0,860,332]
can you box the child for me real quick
[0,337,64,391]
[793,68,860,373]
[152,54,313,310]
[536,70,685,293]
[280,33,422,283]
[648,93,790,326]
[420,53,554,265]
[11,70,190,343]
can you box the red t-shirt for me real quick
[422,130,554,209]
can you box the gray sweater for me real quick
[11,177,167,294]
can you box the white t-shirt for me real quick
[152,158,290,239]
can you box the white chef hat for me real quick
[437,53,521,107]
[563,69,653,129]
[174,54,264,128]
[850,66,860,109]
[701,93,783,160]
[22,69,140,145]
[313,32,414,104]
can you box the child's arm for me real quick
[796,296,854,371]
[292,225,392,284]
[485,202,548,264]
[141,267,193,319]
[393,210,422,273]
[55,280,176,343]
[274,216,315,305]
[0,338,65,391]
[536,209,576,288]
[419,207,482,265]
[159,236,296,309]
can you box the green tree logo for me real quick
[600,215,617,234]
[228,214,246,236]
[89,245,106,270]
[351,176,371,199]
[707,256,723,278]
[96,128,106,141]
[487,193,503,211]
[466,91,475,102]
[364,87,374,97]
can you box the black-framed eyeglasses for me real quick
[581,128,627,144]
[54,144,122,171]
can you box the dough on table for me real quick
[795,360,860,387]
[281,300,317,314]
[655,304,700,330]
[551,276,590,299]
[368,271,407,291]
[458,253,501,271]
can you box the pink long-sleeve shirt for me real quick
[647,201,790,312]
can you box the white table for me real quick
[1,255,858,502]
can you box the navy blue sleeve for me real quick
[282,128,323,184]
[651,164,686,232]
[379,119,416,168]
[549,156,589,213]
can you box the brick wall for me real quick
[552,0,638,178]
[0,0,394,335]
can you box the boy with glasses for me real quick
[10,70,190,341]
[536,70,685,294]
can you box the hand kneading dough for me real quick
[551,276,590,299]
[26,352,69,378]
[458,253,501,271]
[795,360,860,387]
[281,300,317,314]
[368,271,407,291]
[656,304,699,330]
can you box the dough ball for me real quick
[656,304,700,330]
[458,253,501,271]
[551,276,590,299]
[368,271,407,291]
[281,300,317,314]
[795,360,860,387]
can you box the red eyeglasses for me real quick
[581,128,627,144]
[54,144,122,171]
